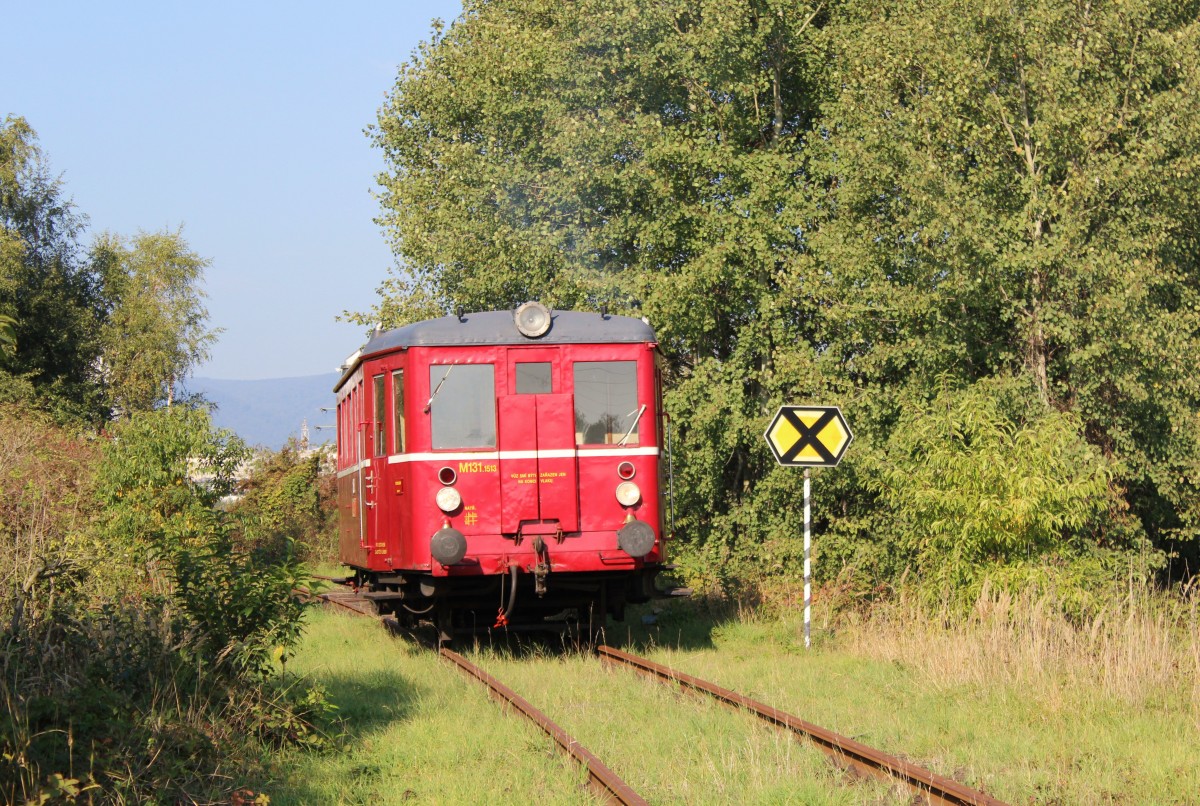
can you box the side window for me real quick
[574,361,640,445]
[392,369,406,453]
[373,375,386,457]
[353,387,363,462]
[429,364,497,449]
[515,362,552,394]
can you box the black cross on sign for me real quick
[764,405,853,468]
[781,408,836,463]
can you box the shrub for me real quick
[94,406,310,674]
[871,376,1156,608]
[1,405,329,804]
[234,441,337,565]
[0,405,97,634]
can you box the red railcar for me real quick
[334,304,669,638]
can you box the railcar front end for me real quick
[334,305,669,637]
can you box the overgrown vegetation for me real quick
[360,0,1200,604]
[1,113,329,801]
[837,580,1200,717]
[0,405,327,803]
[233,440,339,567]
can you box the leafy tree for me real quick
[812,0,1200,566]
[0,313,14,359]
[0,116,106,420]
[363,0,826,324]
[93,229,219,413]
[367,0,1200,594]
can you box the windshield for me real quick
[429,364,497,449]
[574,361,639,445]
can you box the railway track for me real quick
[297,582,646,804]
[595,645,1005,806]
[298,581,1007,805]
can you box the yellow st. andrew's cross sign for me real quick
[765,404,853,650]
[764,406,853,467]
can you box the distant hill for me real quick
[184,373,340,449]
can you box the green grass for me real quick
[305,561,350,580]
[264,610,894,804]
[263,611,607,805]
[263,597,1200,804]
[624,601,1199,804]
[462,640,886,805]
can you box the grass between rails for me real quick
[459,637,887,805]
[266,586,1199,805]
[263,611,607,805]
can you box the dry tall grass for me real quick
[839,580,1200,723]
[0,407,97,633]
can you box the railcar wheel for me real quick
[435,602,454,647]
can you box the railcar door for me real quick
[364,373,389,555]
[354,384,369,550]
[355,427,370,548]
[498,349,579,535]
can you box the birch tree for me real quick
[94,230,219,414]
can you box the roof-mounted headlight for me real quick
[514,301,552,338]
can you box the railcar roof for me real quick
[336,309,656,392]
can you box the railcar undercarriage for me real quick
[349,565,669,643]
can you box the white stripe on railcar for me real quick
[337,447,659,478]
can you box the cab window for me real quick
[429,364,497,449]
[574,361,640,445]
[515,362,552,394]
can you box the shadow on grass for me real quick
[316,667,423,737]
[264,667,425,805]
[456,594,743,661]
[605,596,739,652]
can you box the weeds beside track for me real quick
[596,645,1007,806]
[299,582,1011,804]
[297,583,646,804]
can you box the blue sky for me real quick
[2,1,462,379]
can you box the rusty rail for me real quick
[440,647,648,806]
[297,586,646,805]
[596,645,1007,806]
[294,585,376,616]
